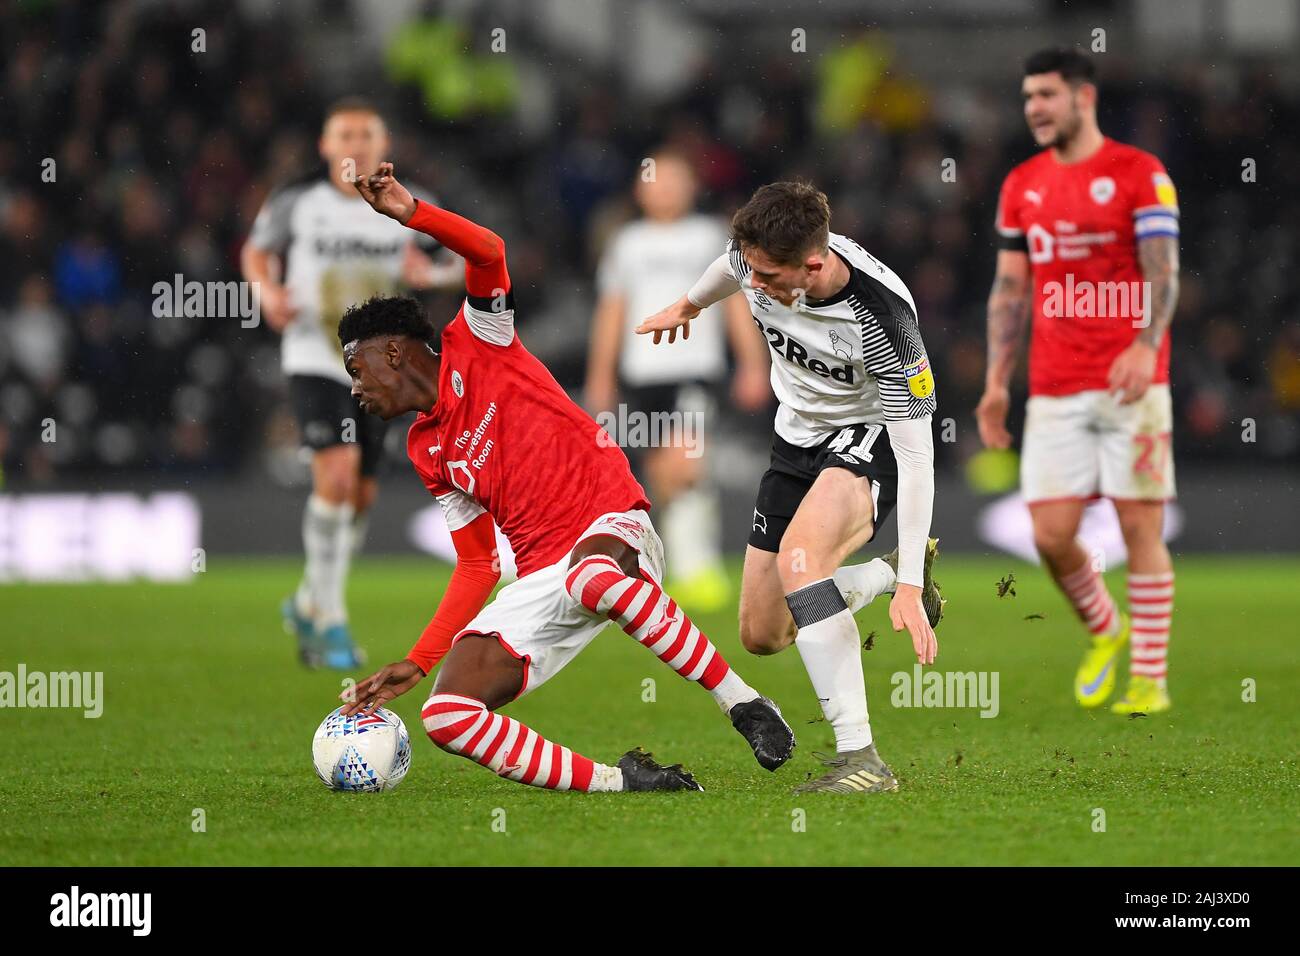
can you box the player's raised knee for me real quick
[563,552,626,614]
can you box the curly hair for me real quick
[337,295,439,349]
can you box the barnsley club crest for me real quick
[1089,176,1116,205]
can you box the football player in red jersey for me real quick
[332,163,795,793]
[976,49,1180,715]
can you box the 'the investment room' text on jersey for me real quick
[996,137,1179,397]
[724,233,936,447]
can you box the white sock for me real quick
[588,763,625,792]
[350,512,370,557]
[294,579,314,618]
[661,486,723,580]
[834,558,896,613]
[788,578,873,753]
[708,668,760,714]
[303,495,354,627]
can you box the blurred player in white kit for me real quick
[241,97,458,669]
[584,151,770,611]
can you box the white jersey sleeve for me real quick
[462,289,515,346]
[884,416,934,587]
[686,251,742,309]
[437,490,487,532]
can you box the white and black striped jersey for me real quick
[723,233,936,446]
[247,174,439,385]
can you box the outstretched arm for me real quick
[404,512,501,674]
[634,252,742,345]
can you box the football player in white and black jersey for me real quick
[241,97,458,669]
[637,181,944,794]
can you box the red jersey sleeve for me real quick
[405,512,500,674]
[406,199,516,347]
[1127,153,1180,242]
[995,169,1028,251]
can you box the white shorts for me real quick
[1021,385,1176,504]
[447,509,665,699]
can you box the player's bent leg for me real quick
[424,633,701,792]
[1028,499,1089,577]
[1111,499,1174,714]
[1031,500,1128,707]
[777,468,876,593]
[566,533,795,771]
[738,546,797,655]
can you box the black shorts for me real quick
[287,375,389,477]
[748,422,899,552]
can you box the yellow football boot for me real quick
[1110,675,1172,715]
[1074,613,1129,708]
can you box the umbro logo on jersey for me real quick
[753,315,854,383]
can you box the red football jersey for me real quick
[406,305,649,579]
[996,137,1180,396]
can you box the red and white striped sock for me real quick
[565,555,755,712]
[1128,571,1173,687]
[422,694,623,792]
[1058,561,1120,637]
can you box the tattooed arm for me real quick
[976,250,1032,448]
[1108,235,1180,404]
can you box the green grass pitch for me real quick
[2,555,1296,866]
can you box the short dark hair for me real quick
[1023,47,1096,85]
[730,181,831,266]
[323,96,383,127]
[338,295,438,349]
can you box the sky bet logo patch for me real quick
[904,357,935,398]
[1153,172,1178,210]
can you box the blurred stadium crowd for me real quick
[3,0,1297,486]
